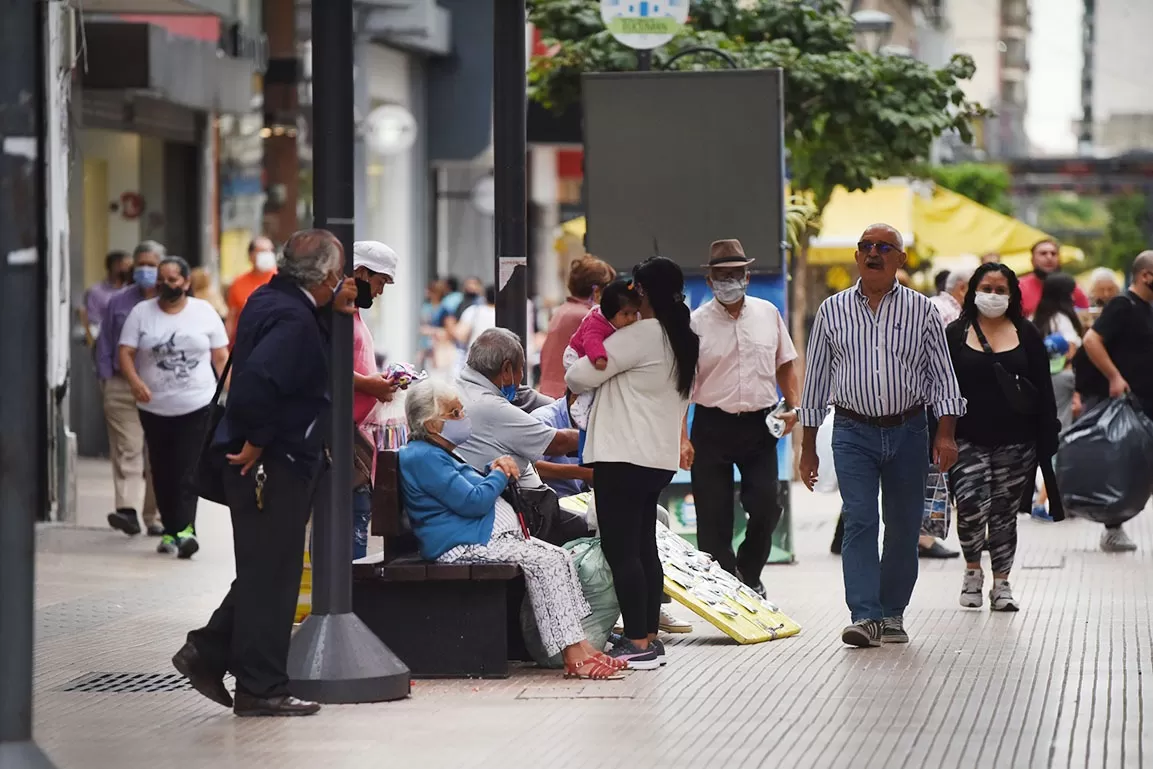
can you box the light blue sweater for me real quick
[398,440,510,560]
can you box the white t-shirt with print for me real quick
[119,297,229,416]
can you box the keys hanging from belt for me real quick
[254,463,267,511]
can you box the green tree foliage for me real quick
[925,163,1012,215]
[1101,193,1148,272]
[528,0,985,210]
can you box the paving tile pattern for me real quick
[29,461,1153,769]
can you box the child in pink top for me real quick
[563,279,642,431]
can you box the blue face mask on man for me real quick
[501,384,518,402]
[134,265,158,289]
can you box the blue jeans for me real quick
[352,484,372,560]
[832,411,929,622]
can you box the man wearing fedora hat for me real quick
[680,238,800,597]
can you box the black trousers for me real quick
[138,406,210,537]
[187,455,316,698]
[593,462,674,641]
[690,406,781,586]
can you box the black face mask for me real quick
[159,284,185,302]
[355,278,374,309]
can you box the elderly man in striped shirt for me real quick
[799,223,966,649]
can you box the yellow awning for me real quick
[913,186,1083,274]
[561,217,586,239]
[808,182,915,266]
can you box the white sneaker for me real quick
[989,578,1019,612]
[1101,527,1138,553]
[658,609,692,634]
[960,569,984,608]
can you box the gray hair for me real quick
[133,240,166,260]
[405,378,460,443]
[466,328,525,378]
[278,229,344,288]
[1090,267,1121,288]
[945,267,974,294]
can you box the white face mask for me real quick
[974,292,1009,318]
[712,278,747,305]
[255,250,277,272]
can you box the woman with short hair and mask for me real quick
[398,378,624,680]
[944,263,1061,612]
[118,256,230,558]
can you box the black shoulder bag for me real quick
[189,354,233,505]
[970,320,1039,415]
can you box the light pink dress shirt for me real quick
[690,296,798,413]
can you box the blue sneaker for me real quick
[649,638,668,666]
[607,639,660,670]
[1031,504,1054,522]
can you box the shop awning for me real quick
[914,186,1083,274]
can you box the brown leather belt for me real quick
[835,404,924,429]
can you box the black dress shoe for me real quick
[919,541,960,559]
[107,509,142,536]
[233,691,321,718]
[172,642,232,708]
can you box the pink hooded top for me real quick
[567,306,617,363]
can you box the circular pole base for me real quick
[0,741,58,769]
[288,612,411,703]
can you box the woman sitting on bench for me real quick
[398,379,625,680]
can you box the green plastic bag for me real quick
[520,537,619,669]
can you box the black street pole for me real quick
[0,0,55,765]
[493,0,529,349]
[287,0,410,703]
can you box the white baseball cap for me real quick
[353,241,398,279]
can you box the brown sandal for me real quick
[595,651,627,670]
[564,656,625,680]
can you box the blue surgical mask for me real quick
[501,385,518,402]
[438,417,472,447]
[133,266,158,289]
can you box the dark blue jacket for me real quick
[213,274,331,465]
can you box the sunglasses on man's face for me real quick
[857,240,901,256]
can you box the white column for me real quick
[530,145,562,305]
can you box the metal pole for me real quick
[287,0,410,704]
[493,0,529,348]
[0,0,56,764]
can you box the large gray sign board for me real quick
[581,68,785,274]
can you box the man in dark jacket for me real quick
[172,229,356,717]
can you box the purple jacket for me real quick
[95,285,147,381]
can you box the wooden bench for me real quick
[351,449,529,679]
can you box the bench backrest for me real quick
[370,449,418,560]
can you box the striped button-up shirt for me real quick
[799,281,966,427]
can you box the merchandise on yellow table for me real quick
[295,550,311,624]
[658,523,801,644]
[560,493,801,645]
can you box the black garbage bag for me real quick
[1056,396,1153,525]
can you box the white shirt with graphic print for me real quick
[119,297,228,416]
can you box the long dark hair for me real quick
[632,256,698,398]
[1033,272,1083,337]
[961,262,1024,322]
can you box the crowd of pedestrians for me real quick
[80,221,1151,715]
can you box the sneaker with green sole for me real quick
[176,526,199,560]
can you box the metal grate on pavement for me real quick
[59,672,193,694]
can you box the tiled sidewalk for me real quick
[29,459,1153,769]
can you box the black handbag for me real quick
[971,321,1039,415]
[190,354,233,505]
[501,481,591,547]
